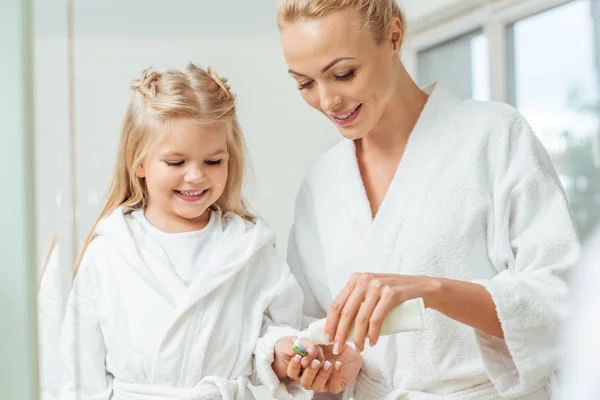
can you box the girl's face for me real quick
[137,120,229,232]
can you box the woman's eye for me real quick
[335,70,356,81]
[298,80,315,90]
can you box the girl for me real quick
[276,0,580,398]
[56,63,361,400]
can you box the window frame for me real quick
[403,0,574,102]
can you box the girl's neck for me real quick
[143,205,211,234]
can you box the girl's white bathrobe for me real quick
[57,208,310,400]
[38,243,71,400]
[288,82,580,400]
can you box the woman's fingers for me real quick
[288,342,324,381]
[310,360,334,392]
[333,288,364,354]
[368,290,398,346]
[352,291,380,351]
[299,359,321,389]
[327,361,345,394]
[324,276,357,348]
[300,341,322,368]
[287,353,303,380]
[331,274,375,354]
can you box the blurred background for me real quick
[2,0,599,398]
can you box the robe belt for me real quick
[352,373,507,400]
[112,376,248,400]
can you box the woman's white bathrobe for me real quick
[287,82,580,399]
[57,208,310,400]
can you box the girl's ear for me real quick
[136,163,146,178]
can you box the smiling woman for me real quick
[279,3,418,143]
[276,0,580,398]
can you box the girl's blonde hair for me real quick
[74,62,253,274]
[276,0,406,44]
[38,233,58,284]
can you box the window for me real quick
[417,30,490,101]
[509,0,600,239]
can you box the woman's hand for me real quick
[273,337,363,394]
[287,342,363,394]
[325,273,440,353]
[273,337,323,379]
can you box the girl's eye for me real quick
[205,160,222,166]
[165,160,184,166]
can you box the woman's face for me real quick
[279,9,402,140]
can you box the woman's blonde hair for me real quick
[276,0,406,44]
[74,62,253,274]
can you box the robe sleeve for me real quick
[286,182,346,400]
[287,181,329,327]
[251,247,313,400]
[58,240,113,400]
[473,107,581,397]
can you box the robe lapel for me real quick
[322,83,463,295]
[151,215,274,379]
[97,209,186,308]
[175,215,273,319]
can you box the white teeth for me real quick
[336,106,358,120]
[179,190,205,196]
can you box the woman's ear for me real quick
[389,17,403,53]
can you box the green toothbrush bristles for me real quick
[292,341,307,357]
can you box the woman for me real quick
[276,0,580,398]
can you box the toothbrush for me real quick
[292,337,308,357]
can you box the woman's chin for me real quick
[336,125,368,141]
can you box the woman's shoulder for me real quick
[457,99,533,137]
[299,139,350,193]
[452,98,544,160]
[457,97,522,126]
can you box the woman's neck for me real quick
[359,65,428,159]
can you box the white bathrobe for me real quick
[287,82,580,400]
[557,225,600,399]
[56,208,310,400]
[38,243,71,400]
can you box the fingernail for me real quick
[301,357,310,368]
[324,333,331,344]
[323,361,332,371]
[311,359,320,369]
[333,342,340,355]
[293,354,302,363]
[335,361,342,371]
